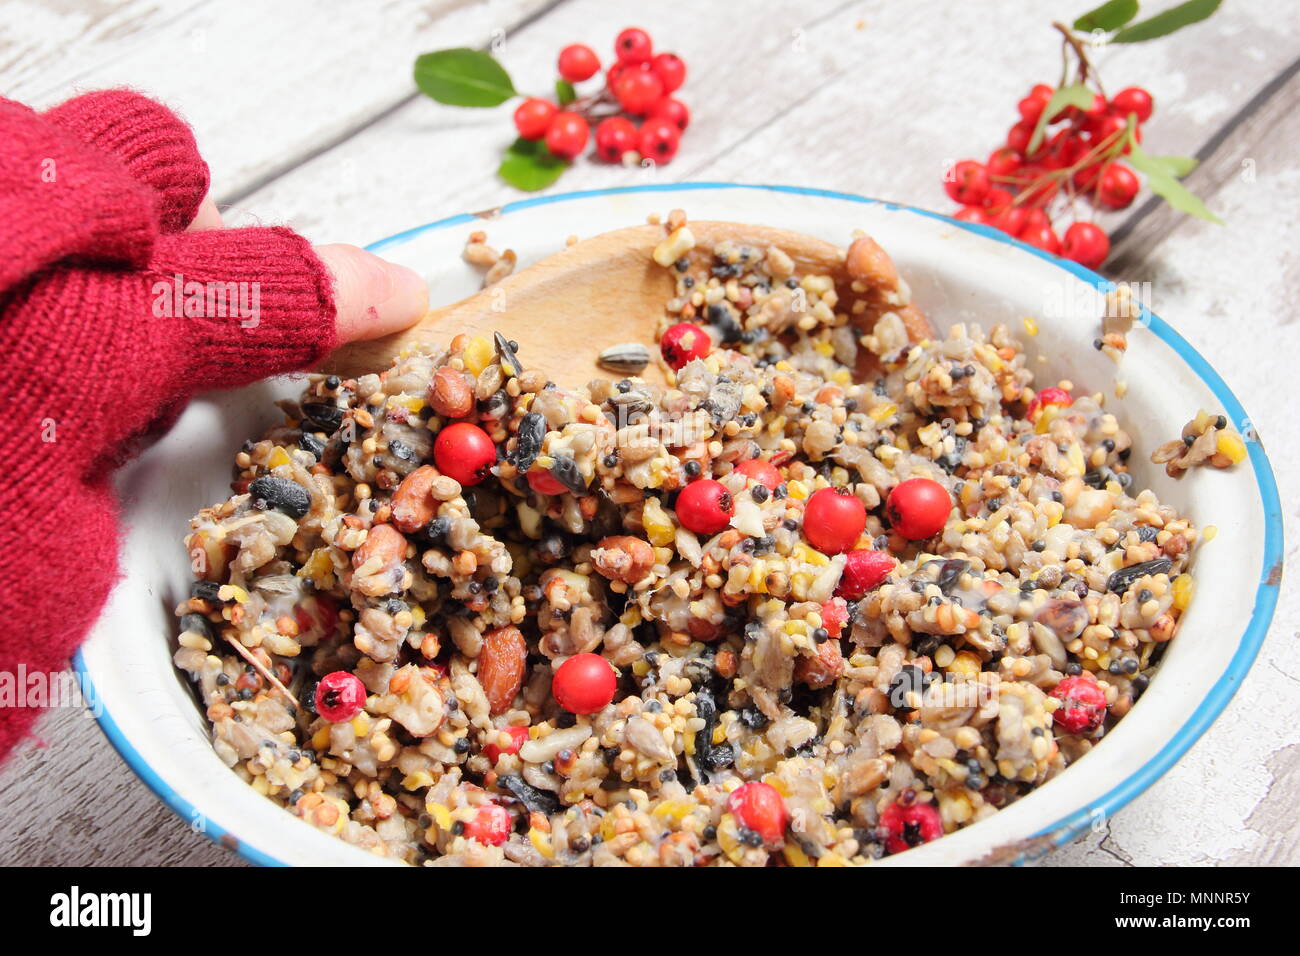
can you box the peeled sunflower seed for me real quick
[597,342,651,375]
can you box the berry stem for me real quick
[1052,21,1107,100]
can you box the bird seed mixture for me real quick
[174,214,1219,866]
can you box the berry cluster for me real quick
[512,28,690,165]
[944,81,1155,270]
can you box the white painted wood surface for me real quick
[0,0,1295,867]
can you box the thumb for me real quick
[315,243,428,344]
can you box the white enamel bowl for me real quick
[76,184,1283,866]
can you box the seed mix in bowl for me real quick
[173,213,1222,866]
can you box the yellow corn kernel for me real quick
[947,650,982,678]
[747,561,769,594]
[1023,316,1039,336]
[1216,430,1246,464]
[463,336,494,376]
[351,714,371,737]
[816,852,849,867]
[642,498,676,547]
[268,447,292,469]
[869,403,897,423]
[774,360,793,372]
[653,800,693,823]
[712,724,727,745]
[388,394,425,414]
[402,771,435,791]
[219,584,250,604]
[789,573,811,602]
[620,608,643,629]
[1203,525,1218,541]
[717,814,746,863]
[832,369,852,386]
[426,802,452,831]
[783,842,814,867]
[814,342,835,356]
[311,726,331,750]
[528,828,556,859]
[786,480,809,500]
[1172,575,1194,611]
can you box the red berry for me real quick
[1068,91,1107,124]
[803,487,867,555]
[594,116,638,162]
[996,205,1029,236]
[954,205,994,225]
[983,187,1014,213]
[650,52,686,93]
[1029,83,1054,98]
[1025,386,1073,421]
[613,68,664,115]
[1006,120,1036,155]
[614,27,652,65]
[557,43,600,82]
[483,725,530,763]
[1017,167,1059,207]
[649,96,690,131]
[314,671,366,723]
[943,160,991,206]
[1110,86,1154,123]
[835,548,896,599]
[885,478,951,540]
[727,781,788,847]
[676,478,733,535]
[986,146,1023,179]
[1072,162,1103,192]
[638,117,681,163]
[434,422,496,487]
[526,467,568,496]
[513,97,557,140]
[660,322,710,370]
[819,597,849,638]
[1061,221,1110,270]
[1096,162,1139,209]
[734,457,782,491]
[1019,222,1061,255]
[464,804,512,845]
[544,111,588,160]
[1020,207,1050,233]
[879,798,942,854]
[1050,675,1108,733]
[1089,113,1140,153]
[552,653,618,714]
[1017,87,1052,124]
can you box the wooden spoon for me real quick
[321,221,930,382]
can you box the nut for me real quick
[477,626,527,714]
[591,535,655,584]
[428,366,475,418]
[795,639,844,689]
[352,523,406,572]
[391,465,439,533]
[845,235,900,289]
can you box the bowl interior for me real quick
[79,184,1279,866]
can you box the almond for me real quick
[845,235,900,289]
[428,366,474,418]
[352,523,406,571]
[591,535,655,584]
[477,626,527,715]
[795,639,845,689]
[391,465,439,533]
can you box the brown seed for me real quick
[1034,598,1088,641]
[391,465,440,533]
[477,626,527,714]
[845,235,900,289]
[352,523,406,571]
[591,535,655,584]
[428,366,475,418]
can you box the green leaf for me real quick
[498,138,568,191]
[1128,142,1222,223]
[414,48,516,107]
[1073,0,1140,33]
[1113,0,1221,42]
[1028,83,1096,154]
[555,79,577,106]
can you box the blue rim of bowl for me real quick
[73,182,1283,868]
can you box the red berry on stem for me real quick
[544,111,589,160]
[1017,87,1052,124]
[1089,113,1139,153]
[1006,120,1036,155]
[552,653,618,714]
[943,160,991,206]
[986,146,1023,179]
[996,205,1029,236]
[594,116,638,162]
[879,798,943,854]
[734,457,782,491]
[638,118,681,163]
[1050,674,1108,733]
[483,725,530,763]
[983,187,1014,213]
[803,487,867,555]
[1019,222,1061,254]
[314,671,366,723]
[613,68,664,115]
[885,478,951,540]
[649,96,690,131]
[660,322,710,370]
[1096,162,1139,209]
[1020,207,1050,233]
[650,52,686,92]
[727,781,788,846]
[1110,86,1154,123]
[676,478,734,535]
[513,97,557,140]
[614,27,652,65]
[557,43,600,82]
[1025,386,1073,420]
[464,804,512,845]
[434,422,496,487]
[953,205,994,225]
[835,549,896,599]
[1061,221,1110,270]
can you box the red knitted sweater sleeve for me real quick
[0,90,340,756]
